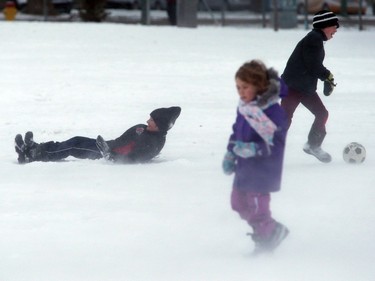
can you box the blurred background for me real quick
[0,0,374,27]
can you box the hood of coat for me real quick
[256,68,281,109]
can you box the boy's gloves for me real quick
[96,135,113,161]
[323,73,337,96]
[222,151,236,175]
[233,141,258,158]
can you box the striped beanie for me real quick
[313,10,339,29]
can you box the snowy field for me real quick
[0,21,374,281]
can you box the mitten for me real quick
[323,73,337,96]
[222,151,236,175]
[233,141,258,158]
[96,135,113,161]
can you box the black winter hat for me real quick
[150,106,181,132]
[313,10,339,29]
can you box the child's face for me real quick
[236,78,257,103]
[146,117,159,132]
[322,25,338,40]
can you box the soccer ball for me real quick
[343,142,366,164]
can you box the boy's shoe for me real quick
[96,135,112,160]
[26,144,44,162]
[15,131,44,162]
[251,222,289,255]
[15,134,26,164]
[23,131,43,161]
[24,131,36,148]
[303,143,332,163]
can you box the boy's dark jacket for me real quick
[282,28,331,95]
[107,124,167,163]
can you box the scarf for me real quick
[238,100,277,146]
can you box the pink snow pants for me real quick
[231,188,275,239]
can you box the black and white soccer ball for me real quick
[343,142,366,164]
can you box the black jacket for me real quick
[282,29,331,95]
[107,124,167,163]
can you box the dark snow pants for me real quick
[41,136,102,161]
[281,88,329,148]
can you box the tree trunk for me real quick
[25,0,56,15]
[79,0,107,22]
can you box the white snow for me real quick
[0,21,375,281]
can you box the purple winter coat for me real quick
[227,79,288,193]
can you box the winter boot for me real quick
[15,134,26,164]
[96,135,112,160]
[23,132,47,162]
[251,222,289,255]
[303,143,332,163]
[24,131,36,148]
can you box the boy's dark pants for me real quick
[41,137,102,161]
[281,88,329,148]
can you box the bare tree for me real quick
[79,0,107,22]
[25,0,56,15]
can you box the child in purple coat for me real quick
[222,60,289,255]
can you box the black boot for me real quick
[24,131,35,148]
[15,134,26,164]
[23,132,48,162]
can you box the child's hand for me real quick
[222,151,236,175]
[323,72,336,96]
[233,141,258,158]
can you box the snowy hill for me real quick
[0,22,374,281]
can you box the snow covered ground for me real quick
[0,21,374,281]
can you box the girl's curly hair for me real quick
[235,60,270,95]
